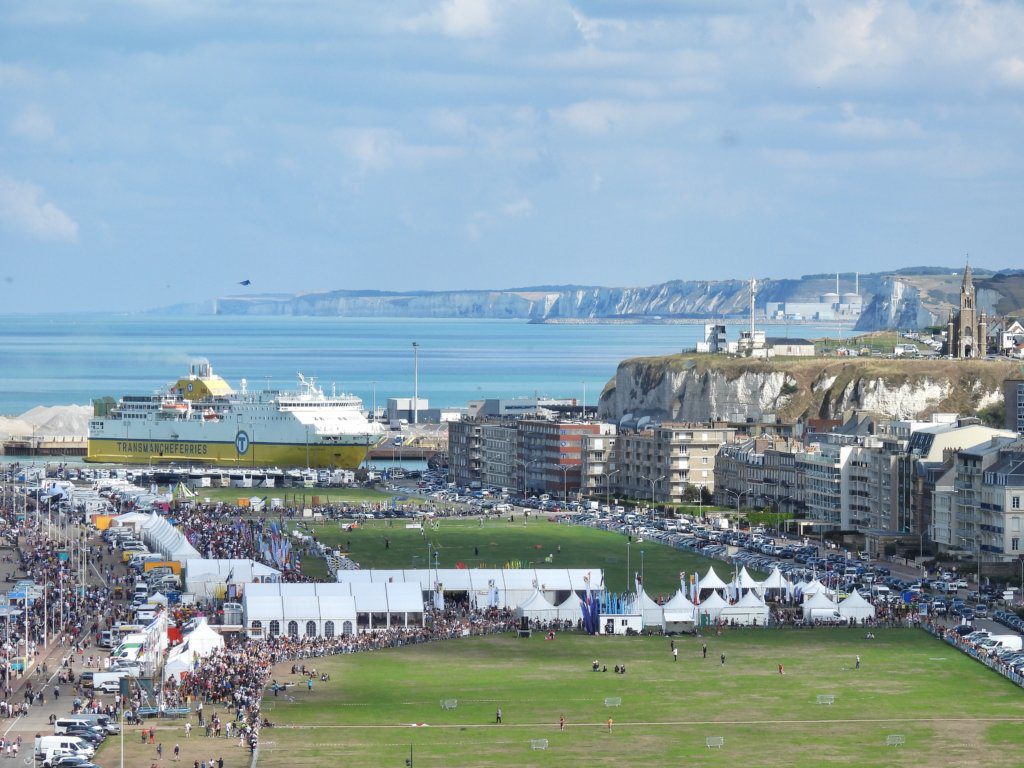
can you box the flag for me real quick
[455,561,467,569]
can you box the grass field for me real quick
[296,518,737,596]
[193,486,396,505]
[253,629,1024,768]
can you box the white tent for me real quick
[137,512,201,561]
[736,566,760,590]
[662,590,696,633]
[632,590,665,628]
[185,559,282,597]
[700,566,728,591]
[555,593,583,623]
[838,590,876,622]
[696,591,728,623]
[759,568,788,594]
[799,579,833,599]
[162,619,224,681]
[802,590,840,621]
[149,592,168,606]
[515,590,558,622]
[720,591,770,626]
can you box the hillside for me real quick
[598,354,1018,423]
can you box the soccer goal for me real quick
[885,734,905,747]
[440,698,458,711]
[530,739,549,750]
[816,694,835,705]
[604,697,622,707]
[705,736,724,749]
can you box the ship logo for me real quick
[235,431,250,455]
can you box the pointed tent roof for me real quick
[736,566,760,589]
[184,619,225,656]
[696,590,728,619]
[736,590,768,609]
[515,589,557,614]
[838,590,875,619]
[700,566,727,590]
[663,590,697,613]
[760,567,787,590]
[803,590,838,610]
[555,593,583,621]
[801,579,828,596]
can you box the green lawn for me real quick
[254,629,1024,768]
[297,518,738,596]
[191,486,396,505]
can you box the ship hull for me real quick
[85,437,372,469]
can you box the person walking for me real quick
[702,643,707,659]
[185,722,192,739]
[174,744,181,761]
[157,743,163,760]
[673,646,678,662]
[606,716,613,733]
[559,715,565,732]
[495,707,502,724]
[778,664,785,675]
[720,652,726,666]
[855,655,861,671]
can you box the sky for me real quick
[1,0,1023,312]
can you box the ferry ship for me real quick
[86,362,385,468]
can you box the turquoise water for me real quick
[0,315,838,415]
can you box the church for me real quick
[944,263,988,358]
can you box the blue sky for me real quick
[1,0,1023,312]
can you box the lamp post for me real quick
[548,463,572,506]
[515,459,537,499]
[770,495,794,537]
[412,342,420,425]
[640,474,666,517]
[959,535,982,585]
[626,540,631,593]
[723,488,752,517]
[640,549,645,590]
[602,469,620,512]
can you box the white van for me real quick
[34,735,94,763]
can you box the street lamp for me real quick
[515,459,537,499]
[959,535,982,585]
[723,488,752,516]
[640,474,666,516]
[602,469,620,512]
[547,463,572,506]
[412,342,420,425]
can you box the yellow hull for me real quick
[85,438,371,469]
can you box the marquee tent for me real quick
[696,591,728,624]
[838,590,876,622]
[555,593,583,623]
[137,512,201,561]
[184,559,282,598]
[799,579,832,599]
[720,591,770,626]
[244,581,423,637]
[759,568,790,598]
[699,566,728,592]
[802,590,840,621]
[163,619,224,681]
[662,590,696,633]
[336,568,604,609]
[515,590,559,622]
[632,590,665,628]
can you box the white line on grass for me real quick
[282,716,1024,730]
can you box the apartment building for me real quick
[613,424,735,504]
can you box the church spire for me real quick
[962,256,973,291]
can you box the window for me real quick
[342,620,353,636]
[1013,496,1021,510]
[305,620,317,637]
[287,620,299,638]
[1013,538,1020,552]
[250,620,262,631]
[324,621,335,638]
[269,620,280,638]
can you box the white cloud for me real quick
[405,0,499,39]
[994,56,1024,86]
[0,174,78,242]
[550,99,690,135]
[500,197,533,218]
[333,127,462,175]
[832,103,922,141]
[10,105,56,142]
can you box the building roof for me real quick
[765,337,814,346]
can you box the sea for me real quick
[0,314,843,416]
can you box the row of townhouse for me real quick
[714,413,1023,561]
[448,416,736,504]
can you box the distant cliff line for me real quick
[153,268,1024,331]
